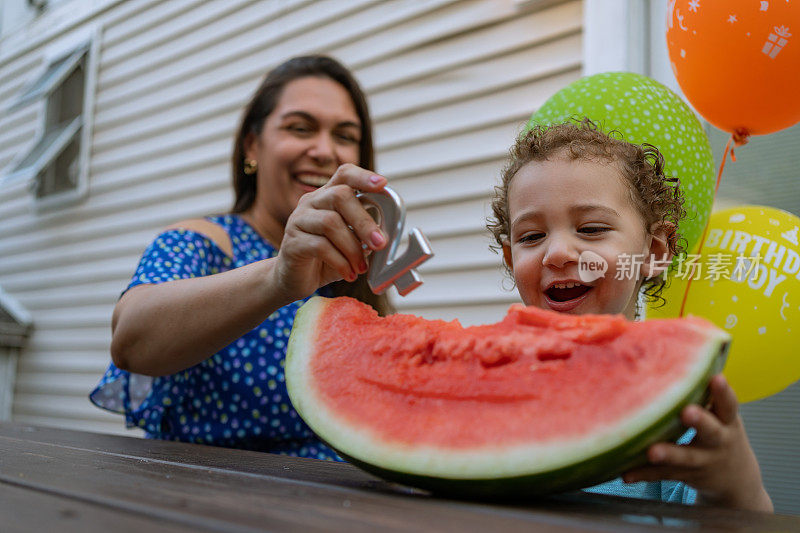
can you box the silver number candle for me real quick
[357,186,434,296]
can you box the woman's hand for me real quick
[272,163,388,302]
[623,375,773,512]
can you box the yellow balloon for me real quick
[647,206,800,403]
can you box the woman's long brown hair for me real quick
[231,55,392,315]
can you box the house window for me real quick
[6,39,94,206]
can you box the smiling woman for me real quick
[89,56,392,458]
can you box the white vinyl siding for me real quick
[0,0,581,435]
[376,0,582,319]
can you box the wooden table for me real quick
[2,422,797,532]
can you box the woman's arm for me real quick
[111,164,387,377]
[111,257,292,377]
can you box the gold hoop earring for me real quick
[244,159,257,175]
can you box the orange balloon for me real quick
[667,0,800,136]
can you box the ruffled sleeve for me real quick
[89,228,231,434]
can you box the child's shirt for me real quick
[581,408,699,503]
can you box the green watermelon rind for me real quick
[286,297,730,498]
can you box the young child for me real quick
[487,120,772,512]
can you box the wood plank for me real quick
[369,33,582,121]
[16,371,109,396]
[17,350,112,375]
[0,187,231,272]
[0,482,201,533]
[408,196,490,238]
[0,259,134,293]
[102,0,208,50]
[375,70,580,150]
[12,394,114,421]
[95,0,377,114]
[91,112,235,171]
[0,423,389,488]
[356,1,582,92]
[0,182,31,220]
[0,427,613,532]
[94,0,456,143]
[0,229,157,277]
[0,107,39,151]
[398,265,509,308]
[92,82,245,152]
[395,301,517,327]
[390,158,504,206]
[336,0,509,69]
[11,284,119,311]
[9,415,137,437]
[102,0,246,69]
[0,53,42,102]
[420,232,503,273]
[377,120,520,178]
[2,423,797,532]
[0,123,39,171]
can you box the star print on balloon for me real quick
[667,0,800,136]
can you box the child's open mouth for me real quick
[544,282,592,312]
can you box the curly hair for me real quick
[487,119,686,307]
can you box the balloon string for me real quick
[678,130,749,317]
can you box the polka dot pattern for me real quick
[90,214,339,460]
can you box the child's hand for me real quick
[622,375,773,512]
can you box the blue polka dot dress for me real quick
[90,214,340,460]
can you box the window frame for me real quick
[2,26,100,211]
[10,42,89,111]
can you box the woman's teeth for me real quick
[296,174,329,187]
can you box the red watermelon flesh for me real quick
[286,296,729,496]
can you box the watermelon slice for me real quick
[286,296,729,497]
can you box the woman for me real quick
[90,56,392,459]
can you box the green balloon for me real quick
[525,72,715,255]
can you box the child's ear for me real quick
[502,240,514,272]
[644,221,675,279]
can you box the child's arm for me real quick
[622,375,773,512]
